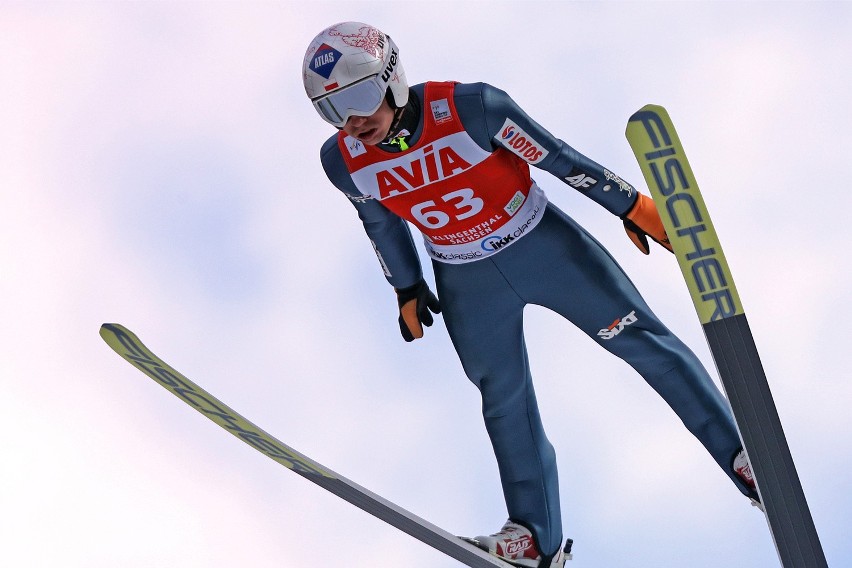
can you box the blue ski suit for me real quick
[319,81,749,557]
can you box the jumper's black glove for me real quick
[621,193,673,255]
[395,279,441,342]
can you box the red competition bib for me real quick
[338,82,547,263]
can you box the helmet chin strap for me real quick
[383,104,408,143]
[382,88,418,145]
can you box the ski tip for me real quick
[100,322,120,334]
[628,103,668,122]
[99,323,133,345]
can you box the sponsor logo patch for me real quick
[505,536,533,556]
[309,43,341,79]
[603,169,634,196]
[344,136,367,158]
[431,98,452,124]
[373,141,473,198]
[598,310,638,340]
[496,118,549,164]
[345,192,373,204]
[564,172,597,190]
[504,190,526,216]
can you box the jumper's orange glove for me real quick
[622,193,673,255]
[395,279,441,342]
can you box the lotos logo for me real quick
[598,310,638,340]
[309,43,342,79]
[497,119,549,164]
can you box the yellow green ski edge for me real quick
[99,323,334,478]
[625,105,743,324]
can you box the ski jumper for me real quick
[320,82,749,557]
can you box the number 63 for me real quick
[410,188,483,229]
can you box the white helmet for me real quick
[302,22,408,128]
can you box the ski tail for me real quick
[99,323,510,568]
[625,106,827,568]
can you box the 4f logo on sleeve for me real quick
[496,118,549,164]
[598,310,638,340]
[564,173,597,189]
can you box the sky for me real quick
[1,1,850,567]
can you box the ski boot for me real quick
[734,449,765,511]
[463,520,572,567]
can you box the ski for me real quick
[625,105,827,568]
[100,323,526,567]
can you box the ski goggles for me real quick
[311,75,386,128]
